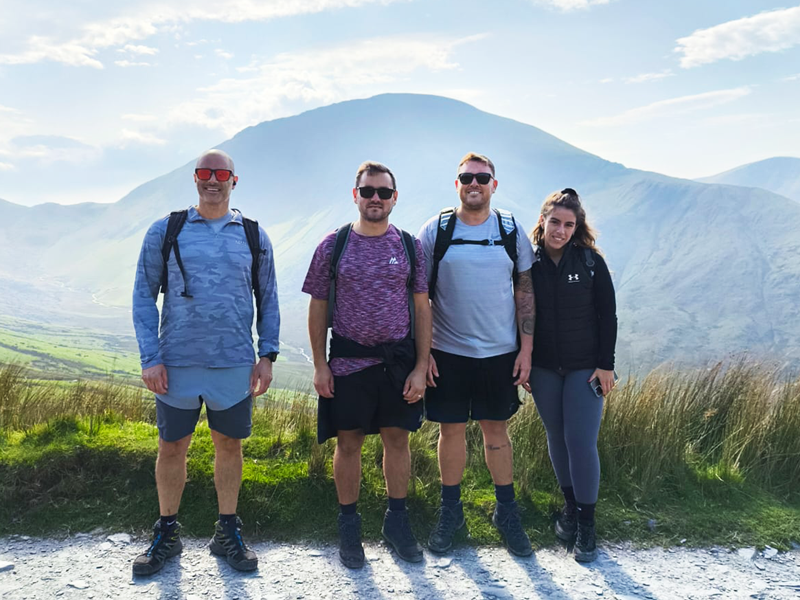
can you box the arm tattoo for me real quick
[514,269,535,335]
[487,443,510,451]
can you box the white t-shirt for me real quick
[417,209,536,359]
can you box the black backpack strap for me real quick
[241,215,265,323]
[327,223,353,328]
[160,210,190,297]
[494,208,518,281]
[429,207,458,301]
[582,247,596,279]
[400,229,417,339]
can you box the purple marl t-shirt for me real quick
[302,224,428,377]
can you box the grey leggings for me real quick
[530,367,603,504]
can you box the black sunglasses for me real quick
[458,172,493,185]
[358,186,395,200]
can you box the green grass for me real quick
[1,360,799,549]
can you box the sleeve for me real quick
[132,219,167,369]
[256,227,280,358]
[513,219,536,271]
[301,233,336,300]
[412,237,428,294]
[416,215,438,284]
[592,252,617,370]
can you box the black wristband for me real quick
[262,352,278,363]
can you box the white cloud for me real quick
[675,7,800,69]
[168,34,483,135]
[120,44,159,55]
[781,73,800,82]
[215,49,234,60]
[0,0,406,68]
[114,60,152,67]
[625,70,674,84]
[122,113,158,122]
[120,129,167,145]
[0,162,16,171]
[535,0,611,11]
[581,86,752,127]
[599,78,614,84]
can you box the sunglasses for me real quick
[358,186,395,200]
[458,172,493,185]
[195,168,234,182]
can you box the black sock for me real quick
[218,513,236,525]
[441,484,461,507]
[576,502,596,525]
[160,514,177,530]
[388,497,406,512]
[340,502,358,516]
[495,483,515,505]
[561,486,577,509]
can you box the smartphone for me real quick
[589,371,618,397]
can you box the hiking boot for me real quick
[492,501,532,557]
[382,510,423,563]
[574,521,598,562]
[427,502,465,554]
[554,504,577,542]
[209,516,259,571]
[132,520,183,576]
[338,513,365,569]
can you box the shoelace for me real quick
[389,512,416,544]
[499,507,529,545]
[339,518,362,547]
[433,506,461,536]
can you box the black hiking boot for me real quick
[209,516,259,571]
[382,510,423,563]
[492,501,532,557]
[427,502,465,554]
[338,513,365,569]
[554,504,577,542]
[132,520,183,576]
[574,521,598,562]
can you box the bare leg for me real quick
[155,434,192,516]
[438,422,467,486]
[479,420,513,486]
[210,429,243,514]
[334,430,366,504]
[380,427,410,498]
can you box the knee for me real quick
[212,433,242,456]
[336,433,364,457]
[439,423,466,441]
[479,420,509,443]
[158,435,191,460]
[381,430,409,454]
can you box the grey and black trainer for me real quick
[427,502,465,554]
[132,520,183,576]
[574,521,598,562]
[382,510,423,563]
[492,501,532,557]
[338,513,365,569]
[209,516,259,571]
[554,504,577,542]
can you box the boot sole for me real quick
[574,547,598,562]
[382,532,424,563]
[209,539,258,571]
[339,551,365,569]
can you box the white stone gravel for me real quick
[1,534,799,599]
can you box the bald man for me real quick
[132,149,280,575]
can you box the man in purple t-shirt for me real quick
[303,161,431,569]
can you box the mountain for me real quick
[698,157,800,203]
[2,94,800,372]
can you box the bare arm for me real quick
[512,268,534,385]
[403,292,431,403]
[308,297,334,397]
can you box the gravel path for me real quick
[1,534,799,599]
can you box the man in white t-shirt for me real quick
[417,152,536,557]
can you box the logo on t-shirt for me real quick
[568,274,580,283]
[388,256,398,265]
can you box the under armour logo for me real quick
[568,274,580,282]
[388,257,398,265]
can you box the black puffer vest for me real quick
[531,243,599,371]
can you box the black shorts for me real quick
[317,363,424,443]
[424,349,521,423]
[156,395,253,442]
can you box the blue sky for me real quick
[1,0,799,206]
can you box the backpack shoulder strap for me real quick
[160,209,189,295]
[327,223,353,328]
[429,207,458,301]
[582,247,596,279]
[493,208,518,278]
[241,214,265,323]
[399,229,417,339]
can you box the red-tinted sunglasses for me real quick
[195,168,234,182]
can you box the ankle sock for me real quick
[340,502,358,516]
[576,502,596,525]
[160,514,178,530]
[441,483,461,507]
[388,497,406,512]
[494,483,515,505]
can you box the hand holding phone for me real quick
[588,370,618,397]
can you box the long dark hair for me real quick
[529,188,601,254]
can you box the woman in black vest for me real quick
[526,188,617,562]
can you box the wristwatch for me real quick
[262,352,279,363]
